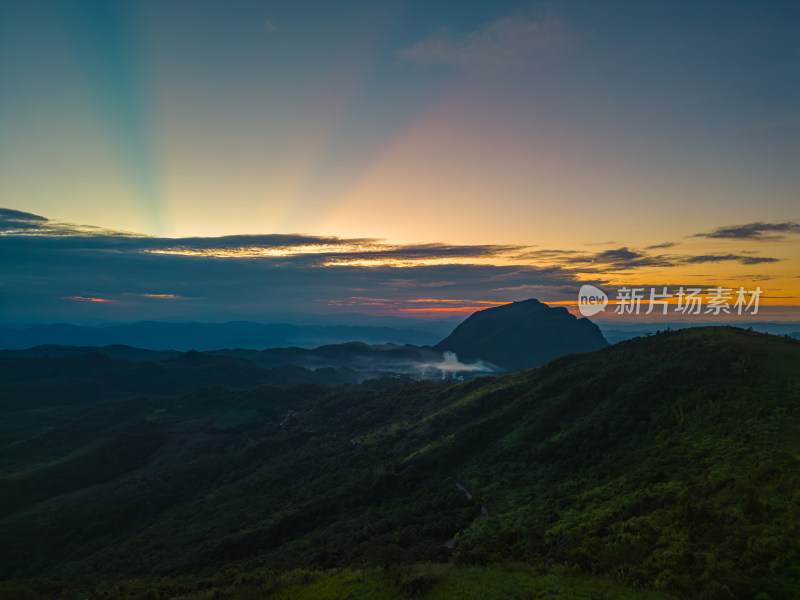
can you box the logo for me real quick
[576,284,762,317]
[578,284,608,316]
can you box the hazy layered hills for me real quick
[0,352,363,411]
[0,300,610,379]
[0,320,445,351]
[0,344,471,404]
[1,327,798,599]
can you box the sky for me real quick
[0,0,798,324]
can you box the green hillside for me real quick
[1,327,798,599]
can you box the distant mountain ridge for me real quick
[435,298,608,370]
[0,352,362,409]
[0,300,609,376]
[0,321,443,351]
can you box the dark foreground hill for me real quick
[1,327,798,599]
[435,298,608,370]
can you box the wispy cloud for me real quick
[0,208,145,238]
[125,293,191,300]
[0,209,525,264]
[63,296,114,303]
[397,15,572,70]
[379,279,456,288]
[328,297,510,315]
[685,254,781,265]
[693,221,800,241]
[0,208,47,224]
[591,247,675,269]
[513,245,781,270]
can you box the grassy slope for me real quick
[1,327,798,599]
[435,328,800,598]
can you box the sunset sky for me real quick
[0,1,797,323]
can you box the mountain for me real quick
[0,352,362,411]
[599,321,800,345]
[0,344,181,360]
[0,321,443,351]
[435,298,608,370]
[0,342,494,382]
[1,327,797,599]
[0,300,608,377]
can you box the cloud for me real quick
[684,254,781,265]
[327,297,512,315]
[63,296,114,303]
[0,207,582,323]
[397,15,572,70]
[317,242,523,266]
[125,293,190,300]
[514,249,581,260]
[0,208,48,223]
[518,247,665,269]
[589,247,676,269]
[693,221,800,240]
[592,248,781,269]
[509,245,781,271]
[379,279,456,288]
[646,241,677,249]
[594,247,642,263]
[417,351,498,377]
[0,207,787,323]
[524,247,672,270]
[0,208,145,238]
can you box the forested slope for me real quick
[1,327,798,599]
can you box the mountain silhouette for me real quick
[435,299,608,370]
